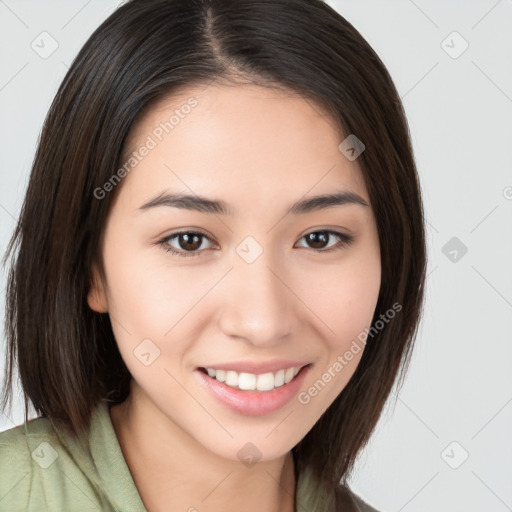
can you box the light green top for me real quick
[0,399,340,512]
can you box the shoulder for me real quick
[294,462,381,512]
[349,491,381,512]
[334,484,381,512]
[0,416,54,511]
[0,414,111,511]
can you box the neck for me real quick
[110,385,297,512]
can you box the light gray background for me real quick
[1,1,511,511]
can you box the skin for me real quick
[88,82,381,512]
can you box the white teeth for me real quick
[225,371,238,386]
[274,369,285,387]
[238,372,257,390]
[203,365,305,391]
[284,367,295,384]
[254,372,274,391]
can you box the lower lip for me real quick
[195,364,311,416]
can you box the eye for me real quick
[158,231,215,258]
[158,229,354,258]
[295,230,354,252]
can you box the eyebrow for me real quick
[138,190,369,216]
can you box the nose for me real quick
[217,249,296,347]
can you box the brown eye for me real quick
[159,231,213,258]
[304,231,330,249]
[296,230,354,252]
[175,233,203,251]
[159,229,354,259]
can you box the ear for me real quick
[87,263,108,313]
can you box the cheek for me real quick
[301,255,381,349]
[102,242,218,364]
[102,239,191,329]
[295,257,381,412]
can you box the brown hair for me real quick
[1,0,426,502]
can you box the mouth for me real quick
[195,363,313,416]
[197,363,312,392]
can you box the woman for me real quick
[0,0,426,510]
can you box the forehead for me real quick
[117,83,368,210]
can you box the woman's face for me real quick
[88,83,381,462]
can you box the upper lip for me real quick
[198,359,311,375]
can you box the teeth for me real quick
[204,365,304,391]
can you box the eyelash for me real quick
[158,229,355,258]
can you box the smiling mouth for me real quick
[198,363,311,392]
